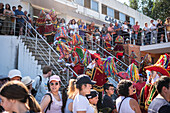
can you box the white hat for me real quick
[22,76,34,86]
[8,69,22,79]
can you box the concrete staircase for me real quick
[21,36,69,87]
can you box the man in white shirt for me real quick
[122,21,129,39]
[150,20,157,44]
[32,66,52,103]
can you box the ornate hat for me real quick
[129,50,137,59]
[145,53,170,76]
[115,35,124,43]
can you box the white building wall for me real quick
[0,36,19,76]
[0,36,42,78]
[18,39,42,79]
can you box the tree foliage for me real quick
[129,0,139,10]
[129,0,170,21]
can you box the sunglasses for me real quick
[50,82,59,86]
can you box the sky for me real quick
[117,0,129,5]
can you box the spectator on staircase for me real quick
[1,4,14,35]
[143,23,150,45]
[164,17,170,42]
[150,20,157,44]
[32,66,52,103]
[15,5,25,36]
[131,21,140,45]
[122,21,129,39]
[157,20,165,43]
[0,3,4,35]
[12,6,16,15]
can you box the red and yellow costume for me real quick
[139,53,170,112]
[36,9,46,35]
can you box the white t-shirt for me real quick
[32,76,49,103]
[73,94,94,113]
[122,24,128,32]
[69,24,78,34]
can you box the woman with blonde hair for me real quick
[0,80,41,113]
[64,78,78,113]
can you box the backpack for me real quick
[31,75,42,97]
[44,93,53,113]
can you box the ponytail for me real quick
[62,87,68,113]
[28,94,41,112]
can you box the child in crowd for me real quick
[86,89,99,113]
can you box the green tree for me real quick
[152,0,170,21]
[141,0,153,16]
[129,0,139,10]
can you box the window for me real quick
[91,0,98,12]
[102,4,107,15]
[130,17,135,26]
[126,15,130,21]
[107,7,114,18]
[84,0,91,8]
[119,13,125,22]
[114,10,119,20]
[75,0,84,6]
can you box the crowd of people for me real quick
[1,2,170,47]
[0,64,170,113]
[0,2,170,113]
[0,3,32,36]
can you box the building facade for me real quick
[1,0,152,29]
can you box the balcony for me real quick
[140,42,170,54]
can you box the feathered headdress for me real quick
[126,63,139,82]
[103,56,117,77]
[83,49,92,66]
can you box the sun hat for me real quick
[8,69,22,79]
[22,76,34,86]
[49,75,61,83]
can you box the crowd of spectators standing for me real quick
[0,67,170,113]
[0,2,170,47]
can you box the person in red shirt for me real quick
[134,74,146,99]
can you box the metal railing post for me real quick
[49,47,51,66]
[25,23,27,37]
[130,30,132,44]
[164,27,168,42]
[35,34,37,55]
[14,18,16,36]
[141,31,144,46]
[67,68,69,84]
